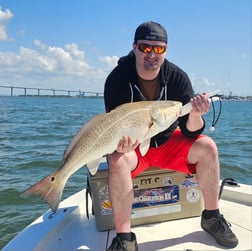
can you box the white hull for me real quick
[3,182,252,251]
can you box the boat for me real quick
[2,165,252,251]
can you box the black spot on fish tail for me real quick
[21,171,67,213]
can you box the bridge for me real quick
[0,85,103,97]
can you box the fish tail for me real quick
[21,171,67,213]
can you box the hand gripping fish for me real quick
[22,94,219,213]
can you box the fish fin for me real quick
[87,158,102,175]
[139,138,151,156]
[142,124,159,140]
[21,171,67,213]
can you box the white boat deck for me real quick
[3,184,252,251]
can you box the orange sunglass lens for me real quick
[153,46,165,54]
[143,46,152,53]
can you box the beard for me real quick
[143,58,161,71]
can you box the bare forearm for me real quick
[186,114,205,132]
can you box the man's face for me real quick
[133,40,167,72]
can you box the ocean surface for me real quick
[0,96,251,249]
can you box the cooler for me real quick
[89,162,204,231]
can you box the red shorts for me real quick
[131,129,204,178]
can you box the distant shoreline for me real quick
[0,85,103,98]
[0,95,251,102]
[0,94,104,98]
[0,84,251,101]
[0,94,251,101]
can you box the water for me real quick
[0,97,251,249]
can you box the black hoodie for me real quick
[104,52,205,147]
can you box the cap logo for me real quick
[145,35,157,40]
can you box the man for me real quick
[104,21,238,251]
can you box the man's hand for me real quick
[190,93,210,116]
[186,93,210,132]
[116,136,139,153]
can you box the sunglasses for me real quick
[137,43,166,54]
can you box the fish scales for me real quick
[61,102,153,176]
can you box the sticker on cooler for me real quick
[186,188,201,203]
[98,185,109,197]
[180,179,198,188]
[98,185,113,215]
[100,198,113,215]
[162,176,173,186]
[132,185,179,209]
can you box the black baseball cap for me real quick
[134,21,168,43]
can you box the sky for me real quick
[0,0,251,96]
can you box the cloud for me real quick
[99,55,119,70]
[0,40,111,92]
[34,39,47,50]
[202,77,215,87]
[0,6,14,41]
[189,74,219,94]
